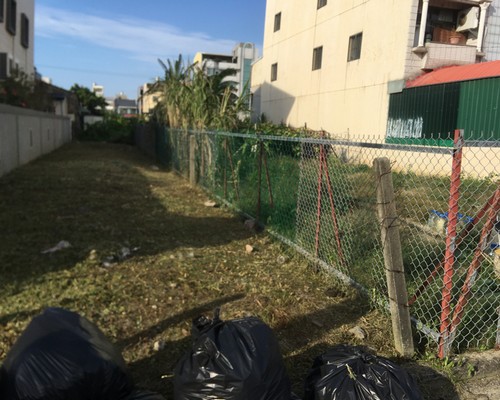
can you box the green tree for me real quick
[70,84,107,115]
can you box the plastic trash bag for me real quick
[304,345,422,400]
[125,390,166,400]
[173,309,293,400]
[0,308,134,400]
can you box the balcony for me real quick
[420,42,477,70]
[412,1,491,70]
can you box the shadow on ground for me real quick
[402,361,461,400]
[0,142,253,294]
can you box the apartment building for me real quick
[251,0,500,138]
[92,82,104,98]
[0,0,34,79]
[194,42,258,101]
[137,82,162,117]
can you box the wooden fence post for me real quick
[374,157,414,357]
[189,134,197,186]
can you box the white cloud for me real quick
[36,5,236,62]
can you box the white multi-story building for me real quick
[92,83,104,97]
[194,42,258,101]
[251,0,500,137]
[0,0,34,79]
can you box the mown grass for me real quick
[0,142,405,398]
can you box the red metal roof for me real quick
[406,60,500,88]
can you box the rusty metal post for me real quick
[408,188,498,306]
[439,129,464,359]
[263,150,274,208]
[448,186,500,344]
[322,145,346,268]
[315,143,324,258]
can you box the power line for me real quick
[36,64,159,79]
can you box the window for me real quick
[312,46,323,70]
[20,13,28,48]
[0,53,7,79]
[348,32,363,61]
[6,0,16,35]
[0,0,4,23]
[317,0,327,9]
[274,12,281,32]
[271,63,278,81]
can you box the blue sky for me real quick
[35,0,267,99]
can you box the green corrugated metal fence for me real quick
[387,76,500,144]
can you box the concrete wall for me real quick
[0,104,72,177]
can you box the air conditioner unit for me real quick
[456,7,479,32]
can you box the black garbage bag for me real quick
[0,308,134,400]
[124,389,166,400]
[173,310,293,400]
[304,345,422,400]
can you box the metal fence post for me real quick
[439,129,464,359]
[374,157,414,357]
[256,133,263,223]
[189,134,197,186]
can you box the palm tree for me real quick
[158,55,195,129]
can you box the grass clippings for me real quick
[0,142,459,399]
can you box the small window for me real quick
[348,32,363,61]
[0,0,4,23]
[271,63,278,81]
[6,0,16,35]
[317,0,327,9]
[21,13,29,48]
[274,12,281,32]
[312,46,323,70]
[0,53,7,79]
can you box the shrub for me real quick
[78,115,137,144]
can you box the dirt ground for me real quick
[0,142,498,399]
[452,350,500,400]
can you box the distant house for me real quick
[0,0,34,79]
[114,96,138,117]
[40,81,78,116]
[137,81,162,118]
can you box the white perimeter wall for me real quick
[0,104,72,177]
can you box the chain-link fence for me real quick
[158,128,500,355]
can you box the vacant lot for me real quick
[0,142,475,399]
